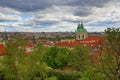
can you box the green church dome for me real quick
[77,22,87,32]
[77,28,87,32]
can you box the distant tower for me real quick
[32,35,36,44]
[3,30,8,44]
[76,22,88,40]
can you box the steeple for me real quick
[3,29,8,43]
[80,22,84,28]
[77,22,84,29]
[32,35,36,44]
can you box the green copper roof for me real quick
[77,28,87,32]
[77,22,87,32]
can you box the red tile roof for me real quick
[57,36,103,47]
[0,44,5,55]
[0,42,35,56]
[26,42,35,48]
[57,36,103,63]
[40,40,54,46]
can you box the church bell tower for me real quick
[76,22,88,40]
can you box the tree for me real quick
[44,46,70,69]
[55,47,70,69]
[45,76,57,80]
[44,46,59,68]
[3,37,26,80]
[99,28,120,80]
[27,43,50,80]
[79,67,107,80]
[98,52,117,80]
[68,46,91,72]
[80,28,120,80]
[2,37,50,80]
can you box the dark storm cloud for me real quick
[0,0,113,12]
[73,7,91,16]
[0,0,52,12]
[35,20,59,26]
[66,0,112,8]
[0,19,18,22]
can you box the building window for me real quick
[82,35,84,39]
[79,35,80,39]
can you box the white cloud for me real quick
[0,7,21,14]
[0,7,23,22]
[0,0,119,32]
[0,13,22,21]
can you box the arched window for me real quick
[79,35,80,39]
[82,35,84,39]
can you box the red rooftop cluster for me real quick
[57,36,103,48]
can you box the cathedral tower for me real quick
[76,22,88,40]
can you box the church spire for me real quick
[80,22,84,28]
[77,22,84,29]
[77,23,81,29]
[3,29,8,43]
[32,35,36,44]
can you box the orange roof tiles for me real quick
[26,42,34,48]
[0,42,35,56]
[57,36,103,47]
[0,44,5,55]
[40,40,54,46]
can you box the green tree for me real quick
[98,28,120,80]
[79,28,120,80]
[45,76,57,80]
[3,37,26,80]
[68,46,91,72]
[45,46,70,69]
[98,52,116,80]
[55,47,70,69]
[45,46,59,68]
[27,43,50,80]
[79,67,107,80]
[2,37,50,80]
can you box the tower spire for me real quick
[80,22,84,28]
[32,35,36,44]
[77,21,84,29]
[3,29,8,43]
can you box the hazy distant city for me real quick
[0,32,104,41]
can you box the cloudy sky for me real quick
[0,0,119,32]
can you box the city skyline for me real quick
[0,0,120,32]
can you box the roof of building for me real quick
[0,44,5,55]
[57,36,103,64]
[57,36,103,47]
[0,42,36,56]
[26,42,35,48]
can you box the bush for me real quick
[0,70,5,80]
[48,70,80,80]
[45,76,57,80]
